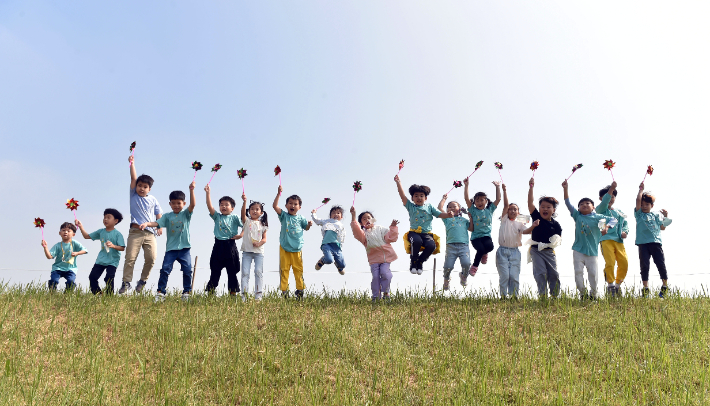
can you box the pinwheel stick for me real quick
[315,201,328,211]
[609,169,616,182]
[532,169,537,179]
[352,191,357,207]
[192,170,198,183]
[446,185,456,195]
[40,226,44,240]
[565,171,578,181]
[497,169,504,183]
[72,210,77,222]
[241,178,245,194]
[207,172,217,185]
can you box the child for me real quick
[596,182,630,296]
[120,155,163,294]
[139,182,195,302]
[350,206,399,300]
[241,194,268,301]
[311,206,346,275]
[527,178,563,298]
[273,185,312,298]
[562,180,618,299]
[437,195,470,290]
[463,178,501,277]
[75,209,126,295]
[634,182,672,298]
[204,185,243,295]
[42,222,88,291]
[394,175,453,274]
[495,184,538,298]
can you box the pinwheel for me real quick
[446,180,463,195]
[566,164,583,181]
[530,161,539,178]
[315,198,331,211]
[352,181,362,206]
[466,160,484,179]
[128,141,136,166]
[237,168,247,193]
[274,165,282,191]
[643,165,654,183]
[207,164,222,185]
[66,198,79,222]
[191,161,203,182]
[494,162,504,183]
[396,160,405,176]
[603,159,616,181]
[34,217,46,240]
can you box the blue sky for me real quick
[1,1,708,294]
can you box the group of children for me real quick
[40,156,672,301]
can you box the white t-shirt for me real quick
[241,217,268,254]
[498,217,527,248]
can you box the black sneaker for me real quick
[135,280,147,293]
[281,290,290,298]
[642,287,650,298]
[295,290,304,299]
[659,286,668,298]
[606,285,615,297]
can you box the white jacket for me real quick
[311,213,346,244]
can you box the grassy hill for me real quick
[0,285,709,405]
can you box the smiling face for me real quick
[103,214,119,230]
[135,181,151,197]
[578,200,595,215]
[641,200,654,213]
[249,203,262,220]
[411,192,427,206]
[360,213,375,229]
[286,198,301,215]
[539,201,556,220]
[446,202,460,216]
[59,227,75,242]
[507,204,519,220]
[474,196,488,210]
[219,200,234,215]
[169,199,186,214]
[330,209,343,221]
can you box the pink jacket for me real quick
[350,221,399,265]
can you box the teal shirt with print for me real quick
[567,201,616,256]
[595,193,629,244]
[88,228,125,267]
[322,230,339,247]
[156,210,193,251]
[634,209,663,245]
[469,203,497,240]
[210,212,243,240]
[49,240,87,272]
[442,216,470,244]
[278,211,309,252]
[405,201,441,233]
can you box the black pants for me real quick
[207,238,240,293]
[408,232,436,268]
[471,236,494,267]
[639,243,668,281]
[89,264,117,294]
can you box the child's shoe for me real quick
[606,284,615,297]
[383,292,390,300]
[459,272,468,287]
[135,280,147,294]
[642,287,650,298]
[118,282,131,295]
[295,290,304,299]
[481,254,488,265]
[409,260,418,274]
[281,290,289,298]
[416,266,424,275]
[659,286,668,298]
[315,258,325,271]
[154,292,165,303]
[443,279,450,291]
[229,291,237,296]
[468,265,478,277]
[337,268,345,276]
[181,292,190,302]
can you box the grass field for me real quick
[0,284,709,405]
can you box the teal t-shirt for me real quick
[405,201,441,233]
[278,211,308,252]
[442,216,470,244]
[49,240,87,272]
[634,209,663,245]
[567,201,616,256]
[156,210,193,251]
[210,212,243,240]
[469,203,498,240]
[88,228,125,267]
[595,194,629,244]
[322,230,339,247]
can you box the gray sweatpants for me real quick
[531,246,560,298]
[573,250,598,298]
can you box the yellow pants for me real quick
[279,247,305,291]
[600,240,628,284]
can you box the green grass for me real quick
[0,283,709,405]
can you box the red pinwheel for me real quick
[191,161,203,182]
[397,160,405,176]
[34,217,46,240]
[446,180,464,195]
[352,181,363,206]
[603,159,616,181]
[494,162,504,183]
[530,161,540,178]
[207,164,222,185]
[237,168,248,193]
[643,165,654,183]
[274,165,282,190]
[66,198,79,222]
[315,198,331,211]
[566,164,583,181]
[128,141,136,166]
[466,160,484,179]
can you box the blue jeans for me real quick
[443,243,471,280]
[48,270,76,291]
[321,243,346,271]
[157,248,192,294]
[241,252,264,298]
[496,246,521,297]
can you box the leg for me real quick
[531,249,548,297]
[253,254,264,298]
[572,251,587,297]
[495,247,510,298]
[509,248,522,297]
[600,240,616,284]
[48,270,61,290]
[63,271,77,292]
[650,244,668,282]
[638,244,651,287]
[471,238,485,267]
[225,242,240,294]
[418,234,436,265]
[320,245,334,265]
[442,244,457,280]
[458,244,472,280]
[88,264,105,294]
[122,230,143,283]
[408,232,424,266]
[544,250,561,297]
[370,263,382,298]
[587,254,599,298]
[292,251,305,291]
[157,251,178,294]
[331,244,346,271]
[615,242,629,285]
[173,248,192,294]
[104,266,117,294]
[206,242,224,293]
[279,247,291,292]
[241,252,254,295]
[140,232,157,282]
[380,263,393,295]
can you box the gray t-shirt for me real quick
[130,187,162,234]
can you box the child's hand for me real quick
[532,219,540,228]
[611,181,617,189]
[502,184,506,192]
[601,225,610,236]
[307,220,313,227]
[204,184,210,193]
[106,241,115,249]
[621,232,628,239]
[139,223,149,230]
[394,175,401,184]
[529,178,535,187]
[128,155,134,165]
[561,180,568,189]
[660,209,669,217]
[350,206,356,216]
[189,181,195,191]
[156,228,163,236]
[278,185,283,195]
[492,181,500,187]
[71,251,80,257]
[74,219,83,228]
[390,220,399,227]
[463,177,469,186]
[311,209,316,214]
[41,240,47,248]
[242,193,247,202]
[442,194,448,200]
[639,182,645,191]
[447,210,455,217]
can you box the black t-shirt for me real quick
[531,209,562,243]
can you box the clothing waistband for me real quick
[214,237,237,245]
[498,245,520,251]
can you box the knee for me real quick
[322,257,334,264]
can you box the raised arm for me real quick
[240,193,247,223]
[311,211,326,226]
[74,220,92,239]
[501,184,509,214]
[437,195,447,212]
[205,185,216,216]
[273,185,283,215]
[492,181,501,207]
[394,175,408,206]
[636,182,644,211]
[562,180,574,213]
[129,155,137,189]
[187,181,196,213]
[463,177,472,208]
[527,178,536,214]
[42,240,53,259]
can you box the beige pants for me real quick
[122,228,157,283]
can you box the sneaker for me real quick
[642,287,650,298]
[443,279,450,291]
[154,292,165,303]
[241,293,248,302]
[181,293,190,302]
[459,272,468,287]
[118,282,132,295]
[338,268,345,276]
[468,265,478,277]
[135,280,147,293]
[659,286,668,298]
[281,290,289,298]
[382,292,390,300]
[295,290,304,299]
[409,260,418,274]
[315,258,325,271]
[416,267,423,275]
[229,291,238,296]
[606,285,616,297]
[481,254,488,265]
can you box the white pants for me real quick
[573,251,598,297]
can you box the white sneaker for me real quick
[410,268,417,274]
[154,292,166,303]
[241,293,248,302]
[416,268,423,275]
[181,293,190,302]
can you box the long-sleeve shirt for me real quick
[311,213,346,246]
[595,193,629,244]
[350,222,398,264]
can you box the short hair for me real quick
[219,196,236,208]
[508,203,520,211]
[104,208,123,223]
[408,184,431,197]
[578,198,595,207]
[539,196,559,208]
[286,195,302,207]
[599,185,618,198]
[60,222,77,232]
[358,211,375,225]
[329,205,344,217]
[136,174,154,188]
[169,190,186,201]
[473,192,492,209]
[641,192,656,204]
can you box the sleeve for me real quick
[130,187,136,197]
[49,244,60,258]
[429,204,442,217]
[73,241,87,252]
[384,225,399,243]
[156,216,168,229]
[531,209,541,221]
[634,208,642,220]
[154,198,162,215]
[596,193,611,213]
[277,210,286,223]
[464,218,471,229]
[405,200,416,213]
[184,210,192,220]
[488,203,497,214]
[301,216,309,228]
[350,221,367,246]
[116,232,126,247]
[88,229,102,241]
[209,211,218,220]
[622,217,629,233]
[662,217,672,227]
[311,212,325,226]
[604,215,618,228]
[235,216,243,228]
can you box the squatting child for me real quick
[42,222,88,291]
[350,206,399,300]
[273,185,312,299]
[241,194,268,301]
[437,194,470,290]
[75,209,125,294]
[527,178,563,298]
[463,178,501,277]
[312,206,346,275]
[634,182,672,298]
[596,182,630,296]
[204,185,243,295]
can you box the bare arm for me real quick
[492,181,501,207]
[522,220,540,234]
[463,177,472,208]
[187,182,196,213]
[205,185,216,216]
[437,195,447,212]
[129,155,137,189]
[562,179,570,201]
[139,221,159,230]
[467,212,474,232]
[305,221,313,231]
[105,241,125,252]
[74,220,92,239]
[527,178,536,214]
[394,175,408,206]
[71,250,87,257]
[636,182,644,211]
[42,241,53,259]
[501,184,509,214]
[273,186,283,215]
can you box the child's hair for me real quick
[60,222,77,232]
[329,205,344,218]
[136,174,154,188]
[219,196,236,208]
[599,185,618,198]
[641,192,656,205]
[538,196,559,208]
[508,203,520,211]
[358,211,375,228]
[472,192,492,209]
[248,201,269,227]
[104,208,123,223]
[408,184,431,197]
[447,201,468,216]
[578,198,595,207]
[169,190,185,201]
[286,195,302,207]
